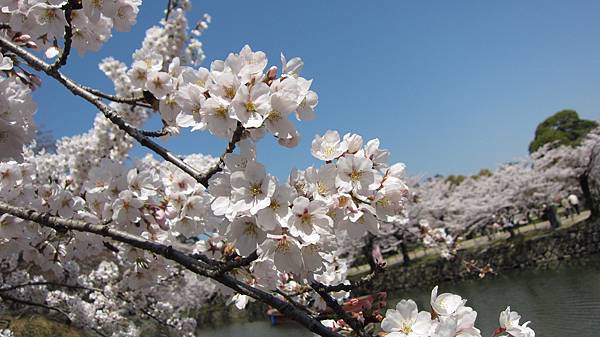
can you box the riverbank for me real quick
[350,213,599,295]
[194,254,600,337]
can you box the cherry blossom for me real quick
[381,299,433,337]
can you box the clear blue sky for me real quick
[35,0,600,178]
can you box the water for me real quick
[199,256,600,337]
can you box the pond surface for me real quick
[198,256,600,337]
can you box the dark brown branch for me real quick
[0,281,101,293]
[82,85,153,108]
[139,128,170,137]
[0,292,71,323]
[50,3,73,71]
[311,282,366,337]
[198,122,244,186]
[164,0,174,21]
[275,289,317,316]
[215,250,259,275]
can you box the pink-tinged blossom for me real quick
[336,154,376,194]
[288,196,332,243]
[228,216,266,256]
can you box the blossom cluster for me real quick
[375,286,534,337]
[128,44,317,143]
[196,130,407,284]
[0,55,37,160]
[0,260,210,337]
[0,0,141,56]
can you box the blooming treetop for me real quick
[0,1,537,337]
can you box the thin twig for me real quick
[275,289,317,316]
[198,122,244,186]
[214,250,259,275]
[50,3,73,71]
[0,292,72,324]
[82,85,152,108]
[311,282,367,337]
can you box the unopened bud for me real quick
[267,66,277,81]
[13,34,31,43]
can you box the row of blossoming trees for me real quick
[0,1,543,337]
[358,126,599,263]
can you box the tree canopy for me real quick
[529,109,598,153]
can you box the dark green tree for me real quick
[529,110,598,153]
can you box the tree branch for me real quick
[311,282,367,337]
[275,289,318,316]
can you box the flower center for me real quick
[269,199,280,210]
[323,146,335,157]
[276,237,290,254]
[243,221,257,236]
[317,182,328,195]
[300,211,312,225]
[245,101,257,112]
[250,183,262,197]
[152,77,163,89]
[215,105,228,118]
[350,169,362,182]
[267,110,282,121]
[337,195,350,207]
[401,323,413,334]
[224,86,236,99]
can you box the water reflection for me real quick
[198,256,600,337]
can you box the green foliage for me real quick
[471,168,493,180]
[529,109,598,154]
[446,174,466,186]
